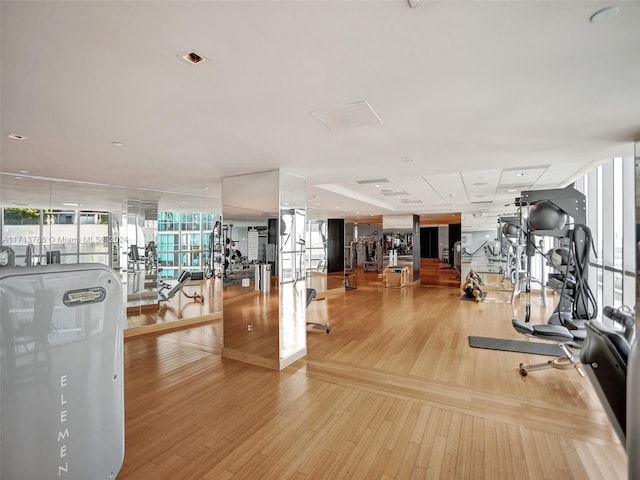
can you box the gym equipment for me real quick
[580,305,635,445]
[204,220,223,279]
[528,199,569,231]
[512,317,586,376]
[0,246,16,268]
[468,336,564,356]
[144,241,157,271]
[25,243,34,266]
[347,234,383,272]
[580,304,640,479]
[158,270,204,305]
[499,213,548,309]
[514,186,589,323]
[255,264,271,293]
[509,187,596,375]
[1,264,125,479]
[305,288,331,333]
[511,227,595,375]
[452,241,461,279]
[461,238,504,274]
[46,250,61,265]
[502,222,518,237]
[498,216,524,286]
[317,221,327,272]
[361,232,383,272]
[127,244,144,270]
[346,240,358,271]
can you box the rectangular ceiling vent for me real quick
[401,198,423,204]
[380,191,408,196]
[470,200,494,205]
[356,179,389,185]
[311,101,382,130]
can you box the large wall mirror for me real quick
[0,173,221,332]
[460,208,518,293]
[221,170,307,370]
[306,213,345,295]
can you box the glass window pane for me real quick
[613,158,623,270]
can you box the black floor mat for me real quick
[468,336,563,356]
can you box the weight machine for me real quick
[512,186,597,376]
[1,264,125,478]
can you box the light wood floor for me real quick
[118,270,627,479]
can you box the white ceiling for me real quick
[1,1,639,222]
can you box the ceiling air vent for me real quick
[380,191,408,197]
[470,201,494,205]
[311,101,382,130]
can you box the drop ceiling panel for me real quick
[461,169,502,201]
[311,101,382,130]
[390,177,446,205]
[533,160,601,189]
[498,166,548,187]
[422,173,468,204]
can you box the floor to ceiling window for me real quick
[577,156,636,312]
[1,208,110,266]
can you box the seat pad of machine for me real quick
[533,324,576,342]
[512,319,574,342]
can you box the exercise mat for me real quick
[468,336,563,356]
[459,291,487,302]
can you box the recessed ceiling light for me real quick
[375,184,380,188]
[111,141,123,147]
[181,201,188,204]
[507,188,518,193]
[590,6,620,23]
[200,185,209,191]
[515,172,527,177]
[7,133,27,140]
[180,51,207,65]
[62,202,80,207]
[13,176,23,180]
[18,170,29,174]
[473,182,488,186]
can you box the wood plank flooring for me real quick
[118,270,627,479]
